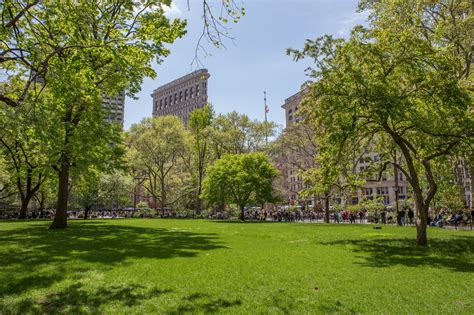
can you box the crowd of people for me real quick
[1,206,472,229]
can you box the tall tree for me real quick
[209,111,277,158]
[1,0,244,106]
[289,0,473,245]
[269,124,319,210]
[202,152,279,221]
[6,1,186,229]
[186,104,215,213]
[0,96,52,218]
[128,116,191,216]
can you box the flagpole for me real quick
[264,91,268,145]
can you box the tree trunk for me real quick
[160,200,165,218]
[197,196,203,214]
[37,193,45,218]
[197,171,203,214]
[469,161,474,210]
[50,155,70,229]
[414,194,428,246]
[324,195,330,223]
[19,193,35,219]
[240,204,245,221]
[84,206,91,220]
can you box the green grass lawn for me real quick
[0,219,472,314]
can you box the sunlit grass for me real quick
[0,219,472,314]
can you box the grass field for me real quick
[0,219,472,314]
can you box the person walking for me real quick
[381,208,387,224]
[400,208,406,226]
[349,212,354,224]
[408,208,414,225]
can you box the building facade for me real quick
[279,89,410,210]
[151,69,210,124]
[102,91,125,129]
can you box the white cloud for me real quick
[337,10,370,36]
[164,2,182,18]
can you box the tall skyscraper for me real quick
[151,69,210,124]
[102,91,125,129]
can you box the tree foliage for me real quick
[202,152,279,220]
[288,0,473,245]
[0,1,186,228]
[128,116,191,215]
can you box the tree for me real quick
[269,123,319,210]
[0,96,52,218]
[100,172,134,211]
[128,116,191,216]
[0,154,16,205]
[70,170,101,220]
[1,0,244,107]
[288,0,473,245]
[186,104,215,213]
[202,152,279,221]
[209,111,277,158]
[5,1,186,229]
[301,146,365,223]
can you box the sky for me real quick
[124,0,369,130]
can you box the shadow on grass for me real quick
[318,236,474,272]
[3,282,172,314]
[0,221,227,298]
[167,292,242,314]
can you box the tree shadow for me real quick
[316,299,360,314]
[167,292,242,314]
[317,236,474,272]
[3,282,172,314]
[0,221,227,298]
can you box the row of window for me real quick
[155,84,205,111]
[158,105,203,118]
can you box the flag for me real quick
[265,104,269,113]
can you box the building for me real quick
[151,69,210,124]
[282,90,307,126]
[278,90,316,208]
[279,89,410,210]
[102,91,125,129]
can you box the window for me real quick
[377,187,389,195]
[185,89,188,100]
[159,99,163,109]
[373,155,380,162]
[164,98,167,107]
[190,87,194,98]
[196,85,200,96]
[174,93,177,103]
[364,188,373,195]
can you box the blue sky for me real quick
[124,0,368,130]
